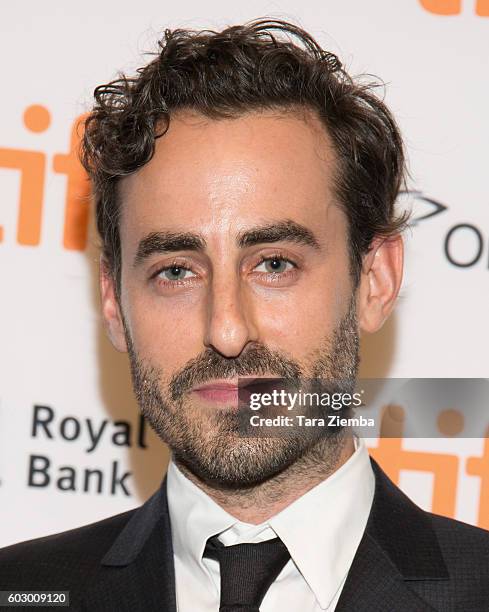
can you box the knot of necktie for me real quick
[204,534,291,612]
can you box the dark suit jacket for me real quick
[1,458,489,611]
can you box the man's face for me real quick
[107,109,361,486]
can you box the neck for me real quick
[174,433,355,524]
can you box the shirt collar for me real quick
[166,458,237,587]
[268,436,374,608]
[167,436,374,609]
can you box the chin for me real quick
[173,436,304,490]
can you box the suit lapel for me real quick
[335,533,439,611]
[83,476,177,612]
[336,458,449,611]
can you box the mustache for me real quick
[168,343,302,401]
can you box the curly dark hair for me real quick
[80,18,408,293]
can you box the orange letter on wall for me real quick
[420,0,489,14]
[0,105,51,246]
[53,114,91,251]
[0,149,45,245]
[466,432,489,530]
[369,405,459,518]
[476,0,489,15]
[419,0,461,14]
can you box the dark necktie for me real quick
[203,534,291,612]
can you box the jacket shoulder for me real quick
[429,511,489,564]
[410,513,489,609]
[0,508,137,590]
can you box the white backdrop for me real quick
[1,0,488,547]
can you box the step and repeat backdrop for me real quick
[0,0,488,547]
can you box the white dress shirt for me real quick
[166,437,375,611]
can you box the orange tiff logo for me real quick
[370,405,489,529]
[0,105,90,249]
[420,0,489,15]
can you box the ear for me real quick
[357,235,404,333]
[99,256,128,352]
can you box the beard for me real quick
[125,293,359,489]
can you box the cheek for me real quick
[252,270,351,360]
[121,279,206,369]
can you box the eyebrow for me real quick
[134,232,206,267]
[237,219,321,250]
[133,219,321,267]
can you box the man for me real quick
[1,18,488,612]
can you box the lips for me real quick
[192,379,258,404]
[192,381,240,403]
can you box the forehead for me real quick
[118,108,340,242]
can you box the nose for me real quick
[203,272,259,358]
